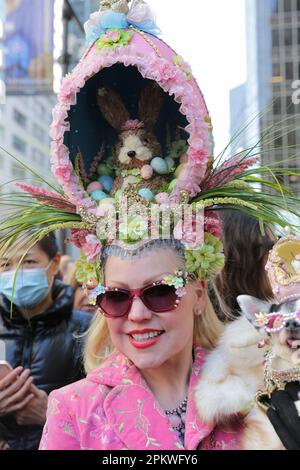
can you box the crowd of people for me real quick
[0,234,92,450]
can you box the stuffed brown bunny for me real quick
[97,82,169,196]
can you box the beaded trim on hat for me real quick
[101,238,185,261]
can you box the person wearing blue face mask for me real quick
[0,233,92,450]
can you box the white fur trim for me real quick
[196,316,265,424]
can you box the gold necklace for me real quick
[255,350,300,413]
[265,350,300,392]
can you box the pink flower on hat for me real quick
[54,164,72,182]
[82,235,102,262]
[204,212,222,240]
[121,120,144,131]
[189,147,209,164]
[103,29,121,43]
[60,79,78,105]
[51,141,69,162]
[174,212,204,249]
[52,103,69,124]
[50,123,70,141]
[66,229,89,249]
[157,61,179,82]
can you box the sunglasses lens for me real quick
[266,314,284,330]
[97,290,130,317]
[142,284,178,312]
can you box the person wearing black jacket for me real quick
[0,233,92,450]
[266,383,300,450]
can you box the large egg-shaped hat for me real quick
[50,0,212,212]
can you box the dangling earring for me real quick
[194,305,202,316]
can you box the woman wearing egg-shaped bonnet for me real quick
[1,0,300,451]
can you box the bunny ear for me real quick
[138,82,164,130]
[97,87,130,131]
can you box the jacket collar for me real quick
[0,280,74,326]
[87,347,215,450]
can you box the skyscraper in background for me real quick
[0,0,98,194]
[230,0,300,191]
[229,83,247,155]
[68,0,99,70]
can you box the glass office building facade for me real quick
[244,0,300,190]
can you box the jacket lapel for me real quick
[184,347,215,449]
[104,384,185,450]
[91,347,215,450]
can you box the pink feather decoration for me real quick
[16,183,77,213]
[204,154,260,190]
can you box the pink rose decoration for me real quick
[204,212,222,240]
[188,147,209,164]
[54,165,73,182]
[52,104,69,124]
[174,212,204,249]
[82,235,102,262]
[51,141,69,162]
[190,137,205,150]
[103,30,121,43]
[141,165,153,180]
[60,80,78,105]
[66,229,89,249]
[121,120,144,131]
[157,61,179,81]
[50,122,70,140]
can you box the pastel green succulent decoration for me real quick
[184,233,225,280]
[76,253,101,286]
[97,28,133,49]
[163,274,184,289]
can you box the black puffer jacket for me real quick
[0,280,92,450]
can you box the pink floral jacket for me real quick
[39,347,243,450]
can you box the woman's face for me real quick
[0,242,60,287]
[104,248,204,370]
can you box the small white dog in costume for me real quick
[196,235,300,450]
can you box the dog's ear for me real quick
[97,87,130,131]
[237,295,272,330]
[138,82,164,130]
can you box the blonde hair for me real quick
[83,290,224,374]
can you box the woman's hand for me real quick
[14,383,48,427]
[266,382,300,450]
[0,439,9,451]
[0,367,34,417]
